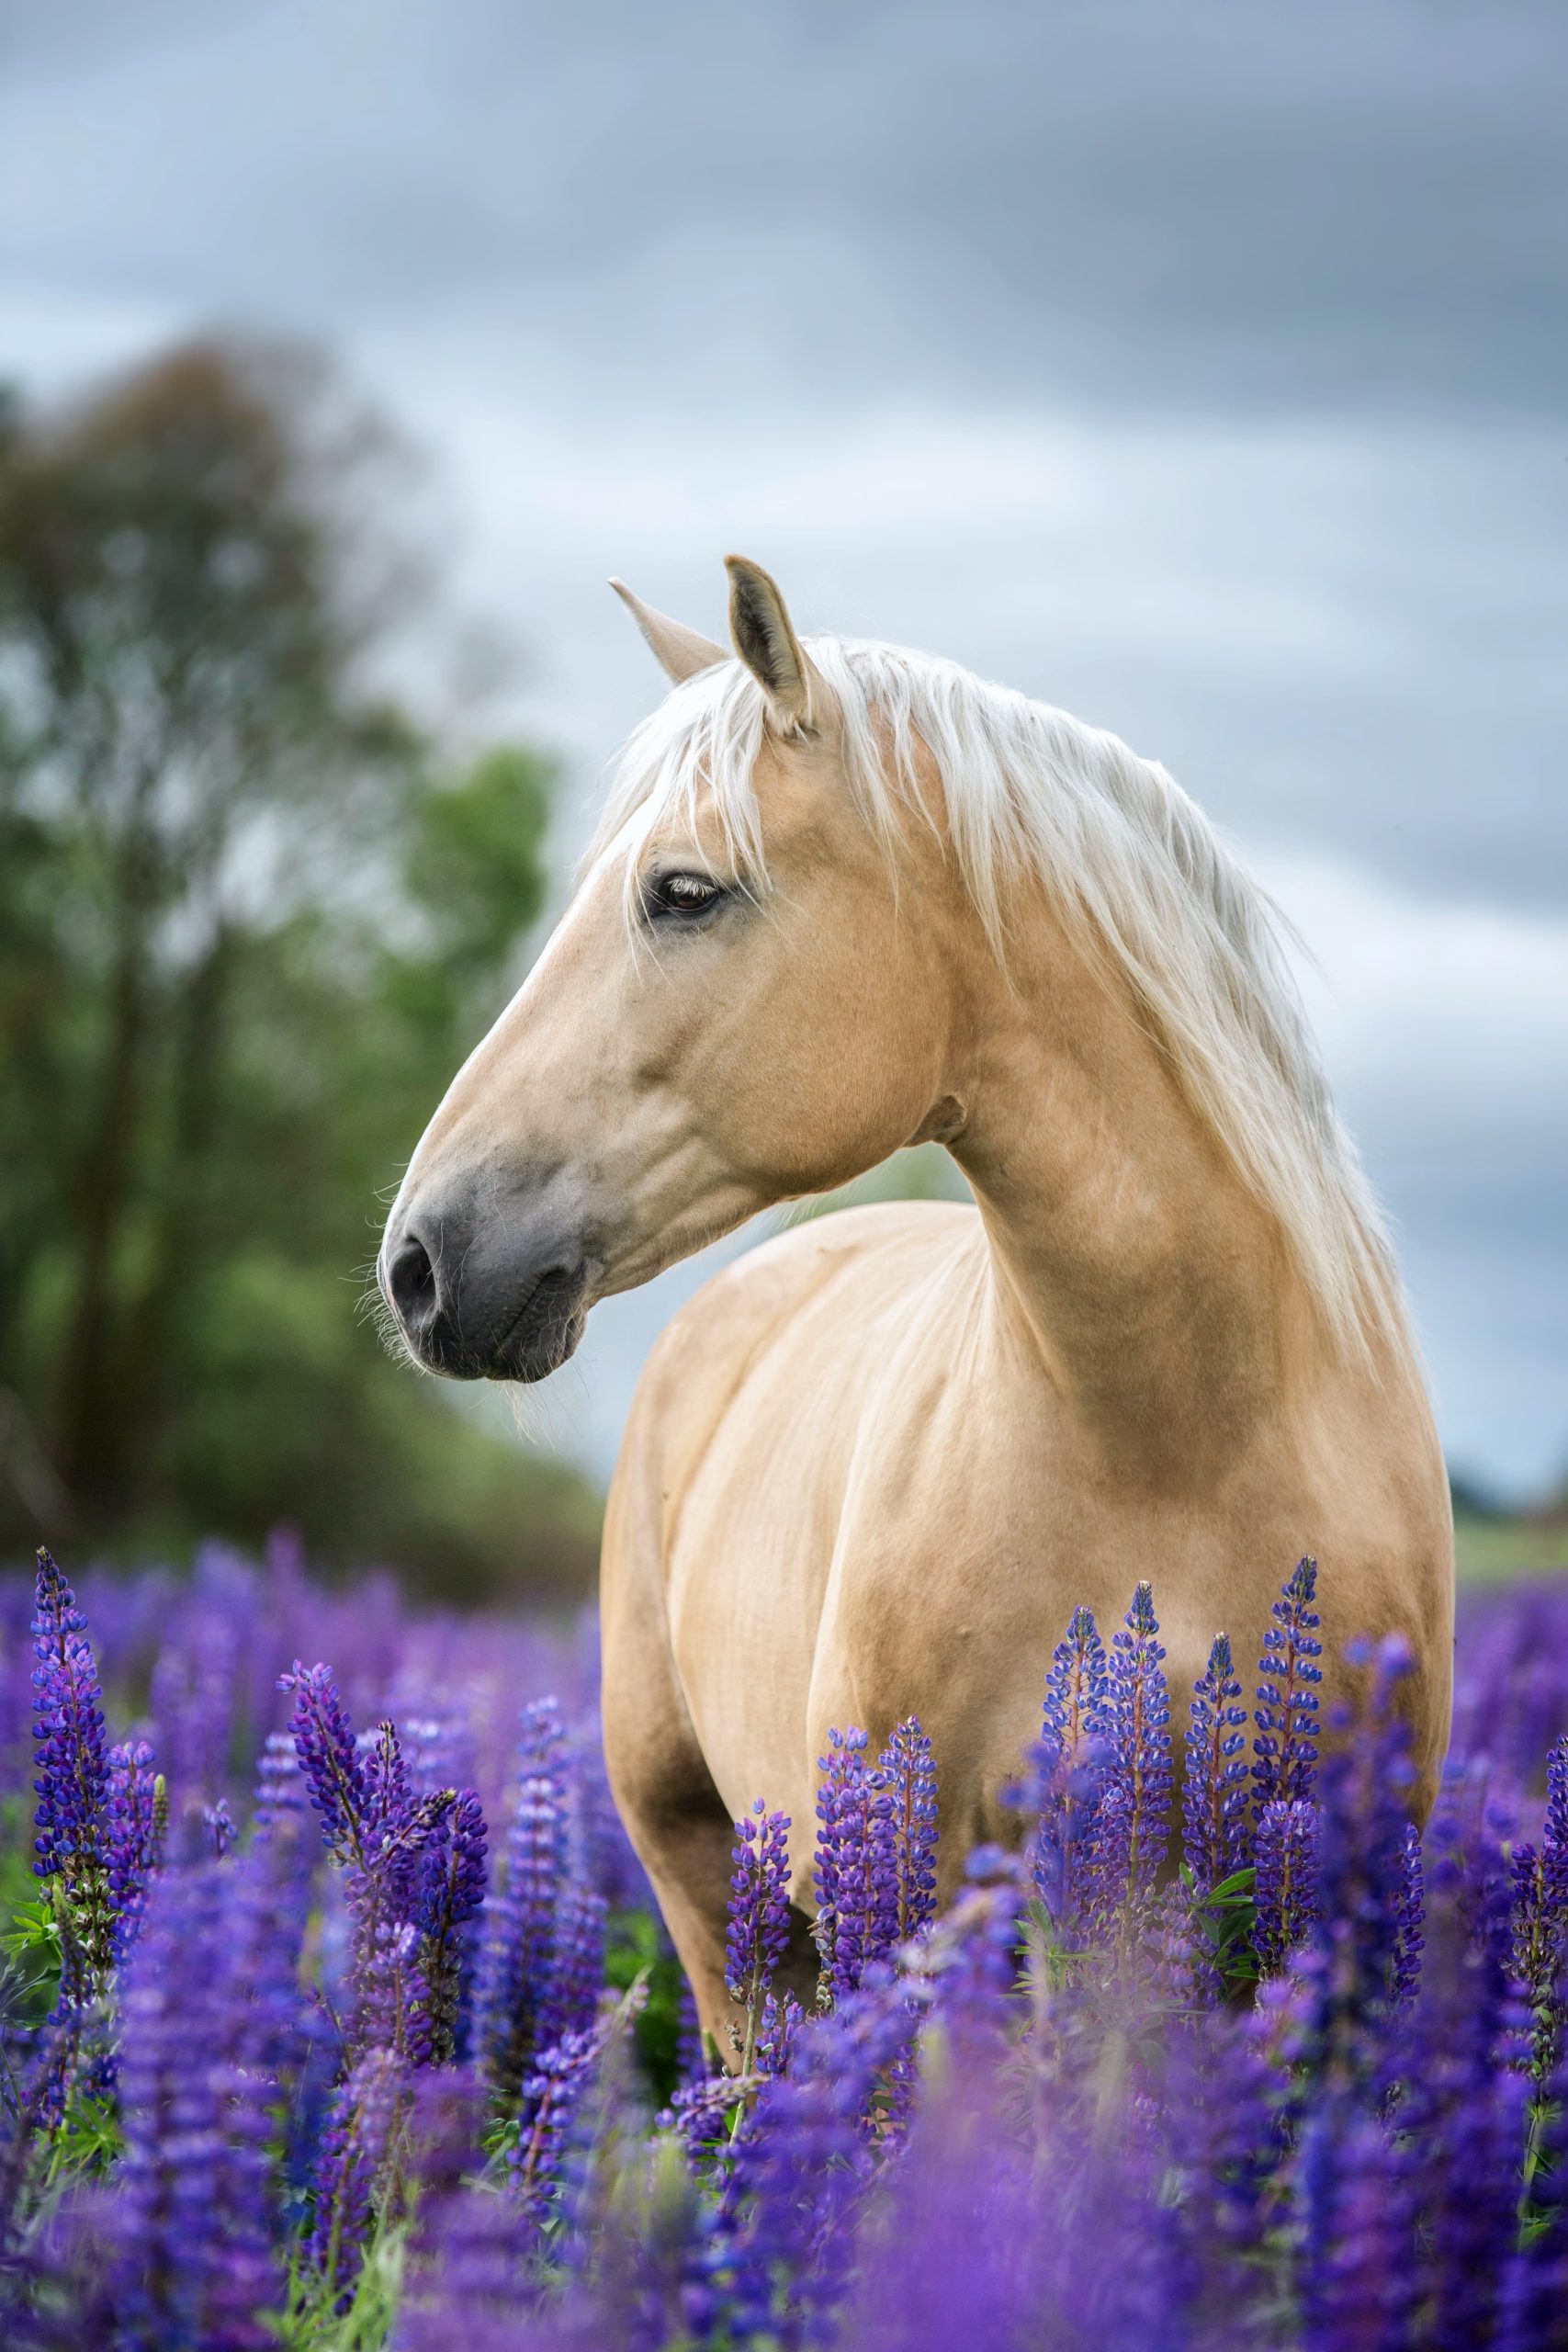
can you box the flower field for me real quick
[3,1539,1567,2349]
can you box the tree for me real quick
[0,339,598,1596]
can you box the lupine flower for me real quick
[1041,1605,1110,1761]
[30,1548,113,1984]
[253,1729,307,1841]
[308,2044,407,2309]
[1392,1821,1425,2005]
[475,1699,570,2105]
[115,1853,305,2348]
[279,1662,370,1867]
[1183,1633,1249,1893]
[1087,1582,1173,1928]
[513,2023,608,2229]
[813,1728,897,2002]
[726,1802,793,2068]
[1297,1634,1418,2082]
[878,1720,938,1941]
[1252,1555,1324,1814]
[1254,1800,1321,1975]
[413,1788,489,2065]
[105,1739,163,1963]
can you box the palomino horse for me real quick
[378,556,1454,2051]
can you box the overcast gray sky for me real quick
[3,0,1562,1496]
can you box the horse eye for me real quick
[647,871,723,922]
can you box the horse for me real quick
[378,553,1454,2052]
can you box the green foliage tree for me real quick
[0,339,599,1597]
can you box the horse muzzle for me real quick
[378,1188,591,1382]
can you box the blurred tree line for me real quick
[0,338,600,1599]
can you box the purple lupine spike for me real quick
[253,1730,307,1841]
[879,1721,939,1942]
[30,1547,113,1984]
[360,1719,412,1836]
[279,1662,371,1867]
[1297,1634,1418,2077]
[308,2045,408,2310]
[105,1739,163,1963]
[1041,1607,1111,1764]
[1254,1800,1321,1975]
[413,1788,489,2066]
[813,1728,897,2003]
[474,1700,570,2104]
[115,1853,305,2347]
[349,1792,454,2064]
[726,1802,794,2066]
[1089,1583,1173,1928]
[1252,1556,1324,1815]
[149,1616,236,1802]
[1183,1634,1249,1893]
[1025,1606,1111,1939]
[1392,1822,1425,2006]
[513,1994,644,2235]
[541,1876,608,2052]
[713,1966,928,2341]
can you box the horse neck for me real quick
[945,899,1308,1482]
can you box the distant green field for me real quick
[1454,1505,1568,1582]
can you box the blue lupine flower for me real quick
[413,1787,489,2065]
[30,1547,113,1984]
[1089,1582,1173,1927]
[115,1850,306,2348]
[1183,1633,1249,1893]
[308,2044,407,2310]
[474,1699,570,2104]
[279,1661,371,1868]
[878,1720,938,1941]
[813,1727,897,2002]
[513,2022,605,2229]
[1254,1800,1321,1975]
[726,1802,794,2056]
[1252,1556,1324,1815]
[539,1873,608,2051]
[105,1739,163,1964]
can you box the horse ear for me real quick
[609,579,728,684]
[725,555,816,729]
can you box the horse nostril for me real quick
[386,1232,438,1327]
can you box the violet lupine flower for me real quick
[714,1966,927,2345]
[1183,1633,1249,1893]
[1295,2100,1417,2352]
[539,1873,607,2052]
[725,1802,793,2060]
[30,1547,113,1984]
[1024,1610,1111,1940]
[308,2044,407,2310]
[115,1854,304,2349]
[1514,1735,1568,2076]
[474,1700,570,2105]
[1394,1803,1529,2352]
[513,2023,608,2230]
[1089,1582,1173,1927]
[280,1661,371,1868]
[878,1720,938,1941]
[1298,1634,1418,2081]
[1251,1555,1324,1815]
[253,1729,307,1841]
[813,1728,897,2003]
[1254,1800,1321,1975]
[105,1738,164,1964]
[1042,1605,1111,1759]
[1392,1821,1425,2006]
[413,1788,489,2066]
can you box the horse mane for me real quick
[591,636,1403,1358]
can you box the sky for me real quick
[2,1,1562,1498]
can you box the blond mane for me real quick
[591,636,1401,1357]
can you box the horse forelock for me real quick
[588,634,1402,1360]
